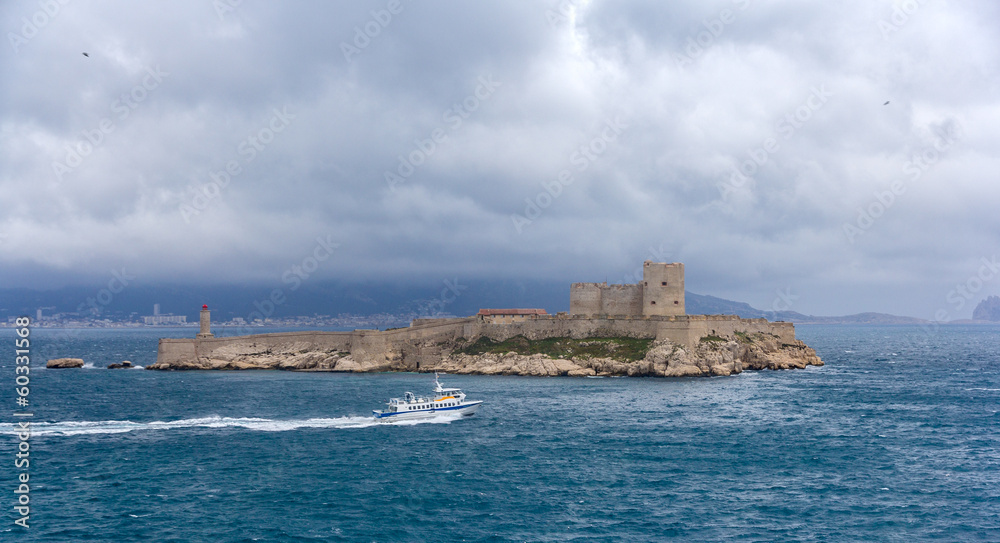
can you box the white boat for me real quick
[372,373,483,422]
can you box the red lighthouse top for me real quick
[202,304,208,310]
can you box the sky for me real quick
[1,0,998,319]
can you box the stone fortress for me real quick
[152,261,822,375]
[571,262,685,317]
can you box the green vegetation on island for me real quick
[457,335,653,362]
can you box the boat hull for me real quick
[373,401,482,423]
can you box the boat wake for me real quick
[7,413,460,437]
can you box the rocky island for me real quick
[149,261,823,377]
[973,295,1000,322]
[47,357,85,369]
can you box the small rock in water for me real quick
[47,358,85,369]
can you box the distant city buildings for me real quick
[3,305,427,330]
[143,315,188,325]
[142,303,187,325]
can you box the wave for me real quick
[5,413,460,437]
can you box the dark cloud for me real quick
[1,0,998,319]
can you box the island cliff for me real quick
[972,295,1000,321]
[148,314,822,376]
[149,261,823,376]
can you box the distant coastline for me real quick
[11,312,1000,328]
[5,287,997,328]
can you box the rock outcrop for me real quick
[107,361,133,369]
[973,296,1000,321]
[47,358,85,369]
[146,340,396,372]
[428,335,820,377]
[147,332,822,377]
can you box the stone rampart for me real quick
[155,314,798,369]
[569,283,603,315]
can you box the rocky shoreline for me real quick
[147,333,822,377]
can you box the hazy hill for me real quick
[683,293,927,324]
[972,296,1000,321]
[0,283,927,324]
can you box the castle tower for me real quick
[197,304,214,338]
[641,261,685,316]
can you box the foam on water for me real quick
[8,413,460,437]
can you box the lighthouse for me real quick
[197,304,215,338]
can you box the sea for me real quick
[2,324,999,542]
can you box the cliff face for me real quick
[147,332,822,377]
[433,338,820,377]
[972,296,1000,321]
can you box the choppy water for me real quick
[2,325,999,541]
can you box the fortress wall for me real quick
[641,261,685,316]
[410,317,473,327]
[157,339,198,366]
[599,284,644,316]
[709,318,795,343]
[471,317,661,343]
[570,283,603,316]
[451,315,795,349]
[570,261,687,318]
[157,331,357,366]
[155,316,797,367]
[350,331,394,366]
[665,316,796,345]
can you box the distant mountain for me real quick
[684,293,769,318]
[0,283,926,325]
[972,296,1000,321]
[684,292,927,325]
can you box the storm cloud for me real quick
[1,0,998,318]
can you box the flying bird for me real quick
[883,101,890,105]
[82,52,89,57]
